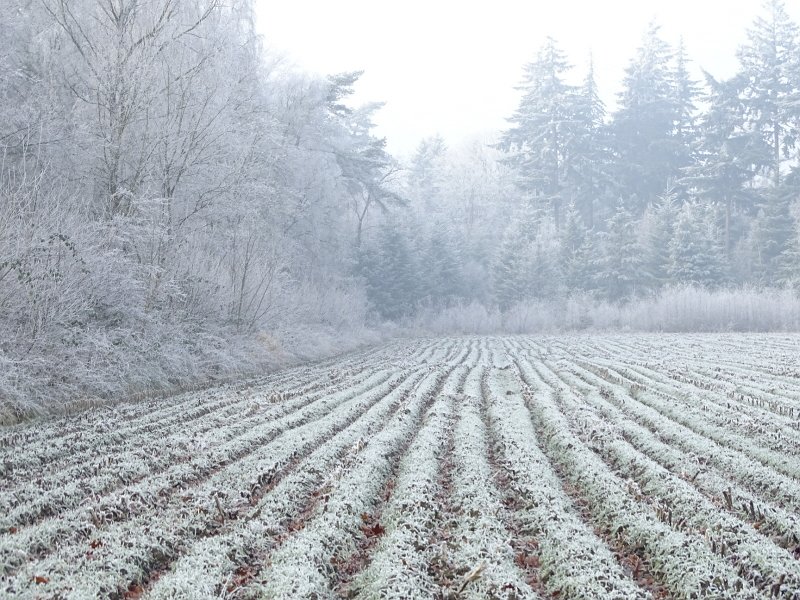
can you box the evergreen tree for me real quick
[420,226,463,304]
[610,23,684,209]
[559,202,594,293]
[597,200,647,300]
[749,190,796,284]
[642,189,679,289]
[494,220,531,311]
[408,135,447,214]
[736,0,800,188]
[670,38,702,195]
[361,222,417,320]
[565,57,612,228]
[501,37,575,228]
[668,203,727,287]
[778,217,800,288]
[530,225,560,299]
[682,73,760,257]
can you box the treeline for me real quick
[1,0,394,416]
[360,1,800,319]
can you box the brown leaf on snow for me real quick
[515,552,540,569]
[361,522,386,537]
[32,575,49,584]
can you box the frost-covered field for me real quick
[1,335,800,599]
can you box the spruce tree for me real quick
[597,200,647,300]
[501,37,575,228]
[363,222,417,320]
[420,227,463,304]
[610,23,681,210]
[565,57,612,228]
[494,220,532,311]
[682,73,759,257]
[736,0,800,188]
[642,189,678,290]
[670,38,702,197]
[749,191,796,285]
[559,202,594,293]
[778,217,800,288]
[668,204,727,287]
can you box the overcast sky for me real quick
[255,0,799,157]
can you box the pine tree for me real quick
[559,202,594,293]
[597,200,647,300]
[501,37,575,228]
[564,57,612,228]
[642,189,679,290]
[610,23,683,210]
[668,203,727,287]
[736,0,800,188]
[749,190,796,285]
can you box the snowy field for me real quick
[1,335,800,599]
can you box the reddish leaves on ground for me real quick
[362,522,386,537]
[123,582,145,599]
[359,512,386,538]
[226,563,260,594]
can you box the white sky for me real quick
[255,0,800,157]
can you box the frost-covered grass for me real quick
[516,358,759,599]
[351,395,454,599]
[2,335,799,599]
[484,366,650,599]
[246,368,447,598]
[543,365,800,595]
[147,367,439,599]
[441,367,540,600]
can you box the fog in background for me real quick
[2,0,800,419]
[256,0,800,155]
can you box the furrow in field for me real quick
[338,341,481,599]
[657,360,800,411]
[0,352,323,449]
[570,359,800,481]
[564,359,800,512]
[227,361,459,599]
[0,357,375,482]
[481,351,653,599]
[346,393,455,599]
[513,355,762,600]
[591,360,800,454]
[1,364,423,598]
[562,357,800,519]
[417,364,543,600]
[588,335,800,400]
[549,364,800,553]
[0,365,387,528]
[535,360,800,599]
[0,367,396,560]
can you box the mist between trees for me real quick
[1,0,800,420]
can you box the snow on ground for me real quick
[1,334,799,599]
